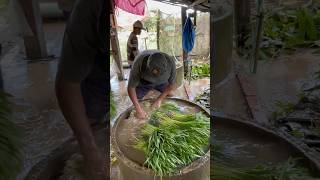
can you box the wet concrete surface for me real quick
[231,50,320,123]
[42,21,65,57]
[0,21,73,179]
[253,50,320,120]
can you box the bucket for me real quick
[111,98,210,180]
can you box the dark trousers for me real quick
[136,82,169,100]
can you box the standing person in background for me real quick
[127,20,145,68]
[57,0,75,19]
[55,0,108,179]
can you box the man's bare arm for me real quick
[128,87,146,119]
[55,77,106,179]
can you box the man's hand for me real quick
[84,146,107,180]
[128,87,147,119]
[152,99,162,109]
[136,108,147,119]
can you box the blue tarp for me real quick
[182,17,196,53]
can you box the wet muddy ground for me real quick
[255,51,320,120]
[1,20,72,179]
[233,50,320,121]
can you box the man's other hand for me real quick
[151,99,162,109]
[136,108,147,119]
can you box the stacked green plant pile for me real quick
[0,91,23,180]
[240,6,320,59]
[134,102,209,177]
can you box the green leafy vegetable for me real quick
[187,64,210,80]
[110,91,116,119]
[0,91,23,180]
[239,6,320,60]
[134,102,209,178]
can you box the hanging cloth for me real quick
[182,17,196,53]
[114,0,145,16]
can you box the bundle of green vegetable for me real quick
[110,91,116,119]
[134,102,209,177]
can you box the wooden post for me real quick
[234,0,251,48]
[194,10,197,26]
[156,9,160,50]
[181,7,189,77]
[250,0,264,73]
[19,0,47,60]
[110,0,124,80]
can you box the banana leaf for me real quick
[0,91,23,180]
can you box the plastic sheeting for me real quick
[182,17,196,53]
[114,0,145,16]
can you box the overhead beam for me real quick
[189,0,207,8]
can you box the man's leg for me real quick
[136,84,153,100]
